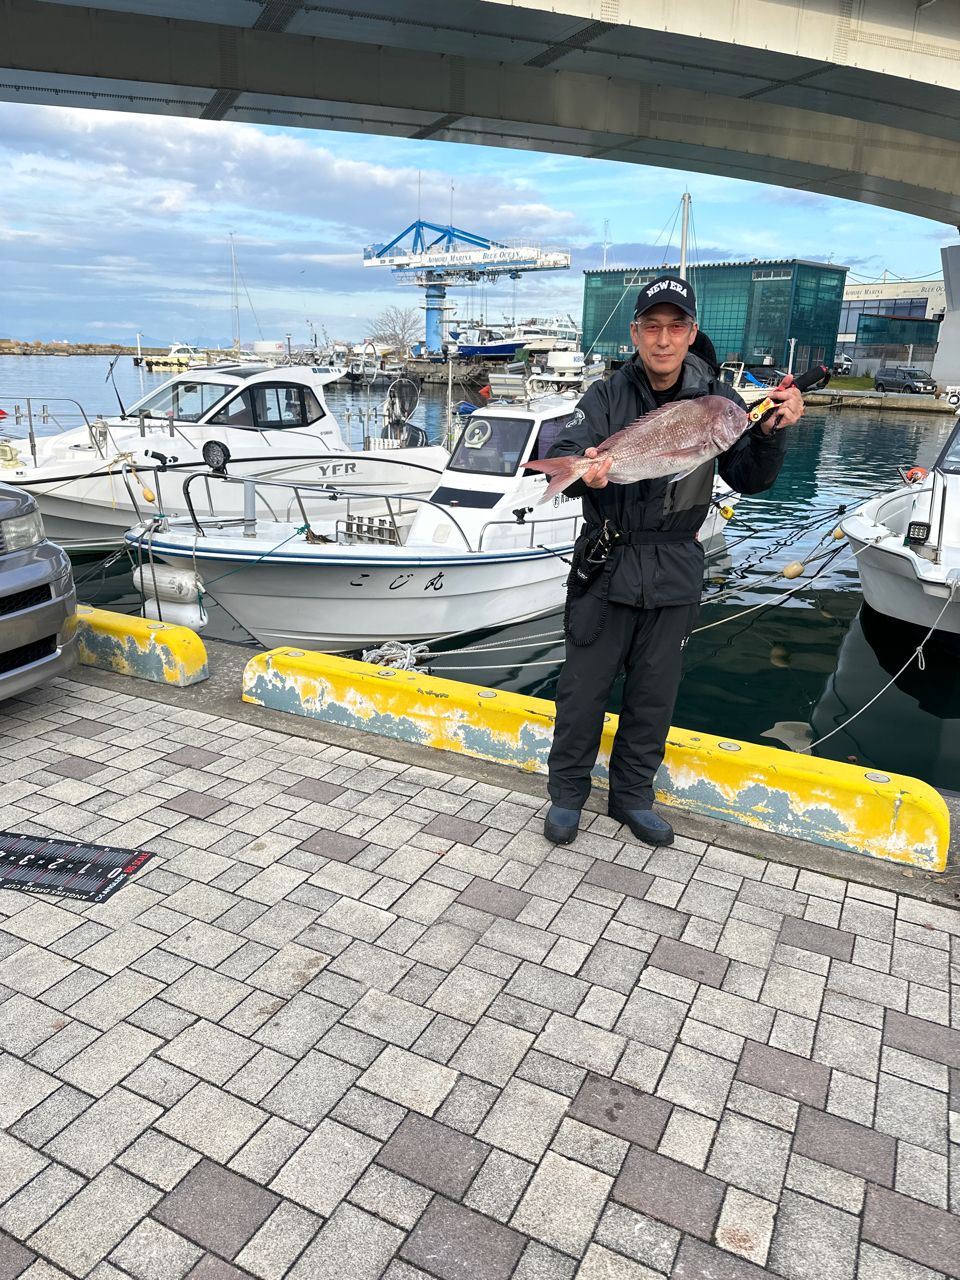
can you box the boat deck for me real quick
[0,649,957,1279]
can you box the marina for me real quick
[2,4,959,1277]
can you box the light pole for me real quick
[787,337,797,375]
[285,333,292,357]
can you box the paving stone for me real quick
[858,1242,950,1279]
[593,1203,679,1273]
[814,1013,882,1080]
[779,916,855,961]
[895,1141,949,1209]
[706,1112,792,1198]
[534,1012,625,1075]
[234,1201,320,1280]
[155,1083,267,1162]
[28,1166,161,1278]
[578,941,647,995]
[656,1107,716,1170]
[511,1151,612,1258]
[423,967,506,1026]
[656,1044,735,1120]
[377,1113,488,1197]
[672,1237,776,1279]
[446,1015,533,1086]
[259,1049,358,1127]
[228,1115,307,1186]
[613,1145,725,1239]
[253,991,341,1058]
[793,1105,895,1185]
[648,936,728,987]
[575,1244,661,1278]
[759,962,826,1020]
[615,987,687,1051]
[286,1203,404,1280]
[401,1197,527,1280]
[715,1186,777,1268]
[876,1072,948,1153]
[568,1072,671,1149]
[0,1233,35,1278]
[581,860,653,901]
[735,1040,830,1107]
[503,962,588,1016]
[464,1149,535,1222]
[109,1219,203,1280]
[57,1023,162,1097]
[123,1058,198,1109]
[359,1045,457,1116]
[44,1086,161,1176]
[407,922,481,970]
[115,1131,202,1192]
[768,1189,860,1280]
[457,879,531,920]
[827,1070,877,1127]
[785,1153,865,1213]
[0,1161,84,1240]
[159,1020,258,1086]
[342,988,433,1048]
[688,987,775,1041]
[829,961,907,1011]
[884,1009,960,1069]
[475,1078,569,1161]
[154,1158,279,1260]
[726,1080,799,1133]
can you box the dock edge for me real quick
[242,649,950,872]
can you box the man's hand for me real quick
[583,446,613,488]
[760,374,804,433]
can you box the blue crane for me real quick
[363,220,571,355]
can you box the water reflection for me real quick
[810,604,960,789]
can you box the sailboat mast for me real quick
[230,234,241,352]
[679,192,690,281]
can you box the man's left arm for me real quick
[717,379,804,495]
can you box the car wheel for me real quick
[905,385,914,393]
[876,383,885,392]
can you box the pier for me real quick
[0,642,957,1279]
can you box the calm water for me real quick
[2,355,958,789]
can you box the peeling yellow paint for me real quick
[76,605,208,686]
[242,649,949,871]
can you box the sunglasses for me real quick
[634,318,694,337]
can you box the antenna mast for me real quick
[679,192,691,281]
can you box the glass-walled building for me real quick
[583,259,847,370]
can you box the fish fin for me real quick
[524,456,588,502]
[667,466,699,483]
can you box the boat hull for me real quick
[842,532,960,635]
[148,545,571,652]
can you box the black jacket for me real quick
[548,351,787,608]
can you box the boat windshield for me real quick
[131,381,233,422]
[936,421,960,473]
[448,415,535,476]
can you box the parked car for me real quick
[0,482,78,700]
[874,366,937,394]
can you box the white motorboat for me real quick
[126,394,739,653]
[718,362,786,407]
[841,415,960,634]
[138,343,208,371]
[0,363,447,552]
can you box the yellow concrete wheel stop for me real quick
[242,649,949,872]
[76,605,208,686]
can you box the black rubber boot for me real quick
[609,801,674,847]
[544,804,581,845]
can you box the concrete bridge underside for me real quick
[1,0,959,224]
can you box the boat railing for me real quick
[0,396,97,464]
[477,510,583,551]
[179,471,475,550]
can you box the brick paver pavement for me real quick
[0,676,958,1279]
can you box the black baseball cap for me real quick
[634,275,697,320]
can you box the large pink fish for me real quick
[525,395,748,501]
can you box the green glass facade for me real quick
[854,314,940,347]
[583,259,847,370]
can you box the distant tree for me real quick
[367,305,422,355]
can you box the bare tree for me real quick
[367,305,422,355]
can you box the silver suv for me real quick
[0,482,78,700]
[874,366,936,394]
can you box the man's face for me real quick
[630,304,698,383]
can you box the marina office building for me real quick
[835,277,945,372]
[582,259,847,372]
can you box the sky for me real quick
[1,100,955,349]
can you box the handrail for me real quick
[0,396,96,464]
[179,470,475,550]
[477,511,583,551]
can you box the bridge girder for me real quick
[1,0,958,224]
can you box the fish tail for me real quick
[524,456,588,502]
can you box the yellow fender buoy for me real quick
[782,561,805,579]
[141,488,157,504]
[833,527,845,540]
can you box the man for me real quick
[543,275,804,847]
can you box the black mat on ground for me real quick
[0,832,155,903]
